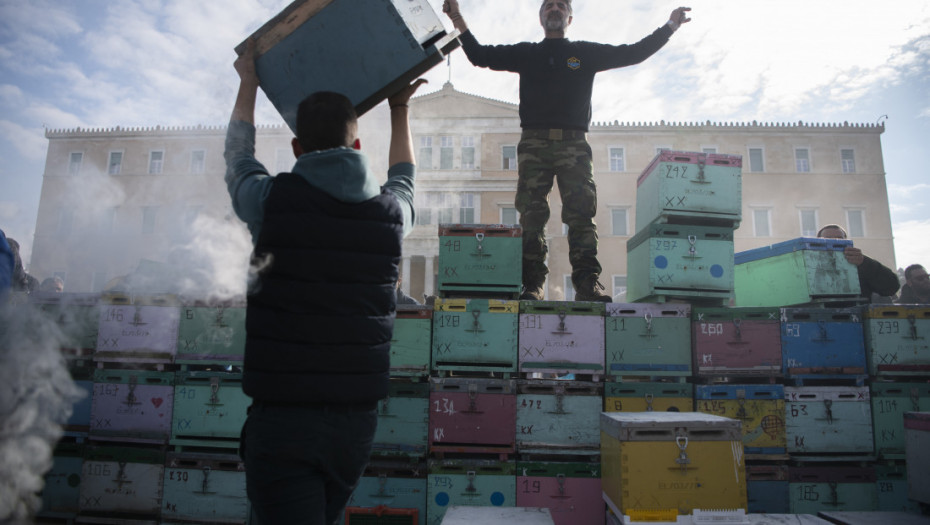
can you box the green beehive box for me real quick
[171,371,251,449]
[345,461,427,525]
[391,305,433,378]
[603,381,693,413]
[605,303,691,379]
[161,451,249,523]
[788,466,877,514]
[427,458,516,525]
[635,150,742,229]
[432,298,518,375]
[870,381,930,458]
[864,306,930,376]
[515,380,603,452]
[626,224,734,303]
[176,298,246,365]
[437,224,522,298]
[31,292,100,356]
[373,381,429,458]
[734,237,860,307]
[875,462,922,513]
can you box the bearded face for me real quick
[539,1,572,33]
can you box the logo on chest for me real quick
[566,57,581,70]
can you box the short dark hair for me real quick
[816,224,847,239]
[905,264,926,281]
[296,91,357,153]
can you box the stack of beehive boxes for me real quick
[34,292,252,525]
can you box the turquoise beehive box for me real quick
[635,150,742,229]
[437,224,522,298]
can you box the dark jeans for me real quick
[241,401,377,525]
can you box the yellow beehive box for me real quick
[600,411,747,517]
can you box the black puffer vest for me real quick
[243,172,403,406]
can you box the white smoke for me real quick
[0,296,85,523]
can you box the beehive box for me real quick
[788,466,877,514]
[626,224,734,303]
[79,445,165,518]
[89,368,175,444]
[874,462,922,513]
[734,237,860,307]
[30,292,100,356]
[94,293,181,364]
[516,380,603,452]
[373,381,429,458]
[694,384,786,455]
[600,412,746,516]
[870,382,930,458]
[781,307,867,378]
[605,303,691,379]
[171,370,251,449]
[175,298,246,364]
[516,460,602,525]
[38,441,84,520]
[432,298,518,375]
[440,506,553,525]
[345,461,427,525]
[635,150,742,229]
[391,305,433,378]
[345,505,418,525]
[161,451,248,524]
[692,307,782,377]
[518,301,605,377]
[427,459,516,525]
[746,464,789,514]
[864,305,930,376]
[904,411,930,505]
[437,224,522,297]
[237,0,458,131]
[784,386,873,455]
[64,365,94,437]
[428,377,516,451]
[603,381,693,413]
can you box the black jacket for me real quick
[243,172,404,406]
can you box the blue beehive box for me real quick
[344,461,427,525]
[373,380,429,459]
[780,307,867,379]
[734,237,860,307]
[237,0,459,131]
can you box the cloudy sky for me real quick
[1,0,928,269]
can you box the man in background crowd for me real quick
[817,224,899,302]
[898,264,930,304]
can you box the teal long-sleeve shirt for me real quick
[224,120,415,244]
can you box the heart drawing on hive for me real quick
[151,398,164,408]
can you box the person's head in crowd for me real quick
[904,264,930,296]
[816,224,848,239]
[40,276,64,293]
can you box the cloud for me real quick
[0,121,47,160]
[893,218,930,269]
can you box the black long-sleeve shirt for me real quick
[458,25,673,131]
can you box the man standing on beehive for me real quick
[443,0,691,302]
[226,39,425,524]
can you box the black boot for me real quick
[574,275,611,302]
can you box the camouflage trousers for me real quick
[516,131,601,287]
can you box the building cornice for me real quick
[44,123,291,139]
[590,120,885,133]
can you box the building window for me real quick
[612,275,627,301]
[418,137,433,168]
[846,209,865,238]
[563,275,574,301]
[655,145,672,155]
[502,145,517,170]
[702,147,717,154]
[748,148,764,172]
[69,152,83,176]
[752,208,771,237]
[501,207,518,224]
[57,208,73,238]
[611,208,629,236]
[562,223,569,236]
[142,206,157,234]
[99,206,117,234]
[148,151,164,174]
[461,136,475,169]
[841,149,856,173]
[459,193,475,223]
[190,150,205,174]
[608,147,625,172]
[795,148,810,172]
[440,136,453,170]
[275,148,292,173]
[108,151,122,175]
[799,209,818,237]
